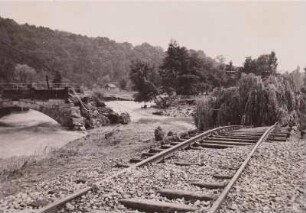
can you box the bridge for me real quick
[0,82,86,130]
[0,82,131,130]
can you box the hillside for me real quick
[0,17,165,87]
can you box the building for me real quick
[104,83,119,91]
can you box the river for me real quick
[104,101,165,122]
[0,110,85,159]
[0,101,149,159]
[0,101,192,159]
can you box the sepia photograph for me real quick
[0,1,305,213]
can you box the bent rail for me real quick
[37,125,242,213]
[206,122,278,213]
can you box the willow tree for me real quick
[194,97,216,131]
[194,73,297,129]
[297,68,306,138]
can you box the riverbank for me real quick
[0,102,195,202]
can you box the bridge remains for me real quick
[0,99,79,128]
[0,82,130,130]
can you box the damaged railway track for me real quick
[7,124,291,213]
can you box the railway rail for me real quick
[1,124,291,213]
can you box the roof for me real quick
[105,83,117,88]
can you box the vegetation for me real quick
[52,71,62,85]
[0,17,164,87]
[92,89,106,107]
[129,40,235,103]
[297,68,306,137]
[242,51,278,77]
[1,17,303,131]
[284,66,305,92]
[13,64,36,83]
[159,40,232,95]
[129,60,158,103]
[0,17,235,95]
[194,73,298,130]
[194,97,216,130]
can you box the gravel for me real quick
[218,132,306,213]
[0,164,122,212]
[57,143,254,213]
[2,127,303,213]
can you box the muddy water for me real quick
[0,101,193,159]
[105,101,195,129]
[0,110,85,159]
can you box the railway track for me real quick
[2,124,291,213]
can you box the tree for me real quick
[286,66,302,92]
[242,57,256,74]
[177,74,200,95]
[13,64,36,83]
[53,70,62,87]
[0,17,165,87]
[242,51,278,77]
[297,67,306,138]
[119,78,127,90]
[0,57,15,83]
[256,51,278,77]
[159,40,190,94]
[215,55,226,64]
[129,60,158,103]
[194,73,297,129]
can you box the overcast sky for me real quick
[0,1,305,72]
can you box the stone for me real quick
[66,202,75,211]
[154,126,165,141]
[120,112,131,124]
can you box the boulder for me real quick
[71,117,85,130]
[154,126,165,141]
[120,112,131,124]
[153,111,163,116]
[107,112,121,124]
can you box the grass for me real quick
[0,154,41,180]
[0,145,75,181]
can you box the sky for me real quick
[0,1,305,72]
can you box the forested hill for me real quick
[0,17,165,87]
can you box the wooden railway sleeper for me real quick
[158,189,215,201]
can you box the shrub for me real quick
[194,97,216,131]
[194,73,297,129]
[92,90,106,107]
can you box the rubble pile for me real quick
[68,94,131,130]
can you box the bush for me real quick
[92,90,106,107]
[194,73,297,129]
[194,98,216,131]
